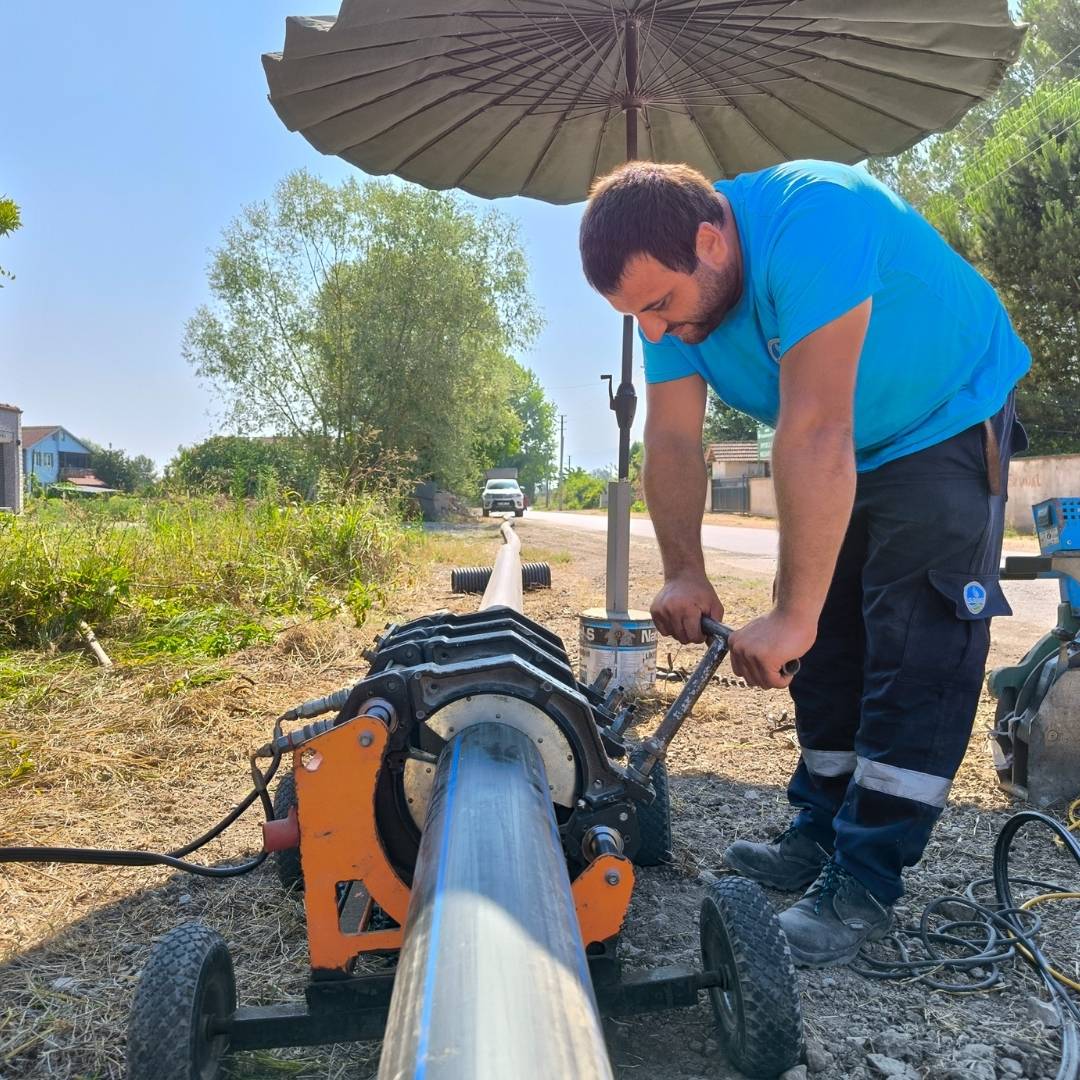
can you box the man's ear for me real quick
[695,221,727,270]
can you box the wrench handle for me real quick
[703,617,801,678]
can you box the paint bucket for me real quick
[578,608,657,694]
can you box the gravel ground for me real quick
[0,516,1076,1079]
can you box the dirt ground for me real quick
[0,517,1076,1080]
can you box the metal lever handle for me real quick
[630,618,799,779]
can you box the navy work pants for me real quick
[787,398,1023,903]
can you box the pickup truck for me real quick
[481,478,525,517]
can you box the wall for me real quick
[0,406,22,512]
[744,457,1080,531]
[749,476,777,519]
[1007,455,1080,532]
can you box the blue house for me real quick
[21,425,105,492]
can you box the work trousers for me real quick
[787,397,1024,903]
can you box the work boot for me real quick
[778,859,893,968]
[723,825,829,891]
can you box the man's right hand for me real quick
[651,574,725,644]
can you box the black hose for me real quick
[0,722,286,877]
[854,809,1080,1080]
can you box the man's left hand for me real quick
[728,611,816,689]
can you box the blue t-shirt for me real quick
[642,161,1031,471]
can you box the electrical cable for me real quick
[854,808,1080,1080]
[0,715,288,878]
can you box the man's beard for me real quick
[669,262,741,345]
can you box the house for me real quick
[0,402,23,513]
[21,425,113,493]
[704,442,769,513]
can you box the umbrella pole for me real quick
[604,18,639,616]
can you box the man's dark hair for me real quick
[579,161,725,295]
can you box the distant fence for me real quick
[711,477,750,513]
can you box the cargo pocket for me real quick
[901,572,1011,684]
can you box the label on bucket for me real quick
[579,614,657,694]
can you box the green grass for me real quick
[0,493,412,657]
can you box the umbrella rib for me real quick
[518,32,624,191]
[641,0,790,93]
[298,31,604,141]
[383,34,604,173]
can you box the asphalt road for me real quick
[523,509,1060,644]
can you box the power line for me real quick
[961,112,1080,203]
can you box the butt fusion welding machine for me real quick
[125,524,805,1080]
[991,497,1080,807]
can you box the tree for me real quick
[474,363,557,499]
[0,196,20,286]
[166,435,317,498]
[560,467,606,509]
[866,0,1080,453]
[951,83,1080,452]
[703,390,757,444]
[87,443,158,493]
[184,171,542,495]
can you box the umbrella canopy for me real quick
[263,0,1025,206]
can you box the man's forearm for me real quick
[772,422,855,627]
[643,433,708,580]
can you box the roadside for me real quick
[0,518,1072,1080]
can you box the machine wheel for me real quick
[699,876,804,1079]
[482,507,490,517]
[273,771,303,892]
[634,760,672,866]
[514,508,524,517]
[127,922,236,1080]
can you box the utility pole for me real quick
[558,415,565,512]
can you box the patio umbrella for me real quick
[264,0,1024,612]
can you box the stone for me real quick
[1026,997,1061,1028]
[744,789,761,800]
[999,1059,1024,1078]
[178,893,192,906]
[805,1041,834,1074]
[50,976,79,993]
[866,1054,918,1080]
[687,1040,705,1054]
[703,1039,720,1057]
[951,1062,994,1080]
[960,1043,995,1061]
[780,1067,808,1080]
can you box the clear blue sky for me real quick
[1,2,642,474]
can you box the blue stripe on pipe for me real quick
[414,735,463,1079]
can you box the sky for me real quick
[1,2,643,474]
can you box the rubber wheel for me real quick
[273,771,303,891]
[482,508,490,517]
[127,922,236,1080]
[699,876,804,1078]
[634,760,672,866]
[514,509,524,517]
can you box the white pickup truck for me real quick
[481,478,525,517]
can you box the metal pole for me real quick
[602,16,640,616]
[558,413,565,511]
[378,722,614,1080]
[478,520,523,614]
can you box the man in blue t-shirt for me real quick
[579,160,1030,968]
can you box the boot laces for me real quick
[812,859,850,915]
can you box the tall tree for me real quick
[184,171,541,493]
[703,389,757,444]
[87,443,158,493]
[0,196,20,286]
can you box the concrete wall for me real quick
[743,456,1080,531]
[749,476,777,519]
[0,406,22,512]
[1007,455,1080,532]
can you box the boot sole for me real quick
[722,849,824,893]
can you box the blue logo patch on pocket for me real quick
[963,581,987,615]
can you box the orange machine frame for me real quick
[291,712,635,974]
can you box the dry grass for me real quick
[0,525,499,1080]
